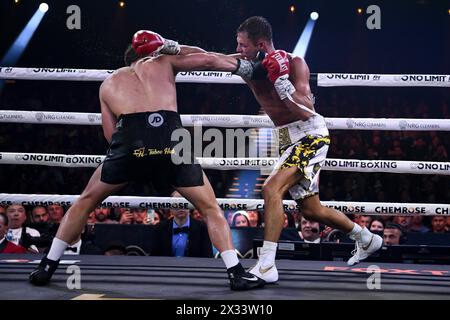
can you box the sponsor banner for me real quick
[318,73,450,87]
[0,67,114,81]
[0,111,25,122]
[2,153,448,175]
[324,201,450,216]
[1,110,449,131]
[323,159,450,175]
[0,111,101,125]
[0,67,243,83]
[198,158,277,170]
[181,115,274,128]
[2,68,449,87]
[0,194,448,215]
[329,118,450,131]
[0,153,104,167]
[176,71,244,84]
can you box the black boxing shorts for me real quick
[101,110,204,188]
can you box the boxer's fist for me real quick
[132,30,164,56]
[262,50,290,83]
[262,50,295,100]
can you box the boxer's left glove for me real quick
[262,50,295,100]
[233,58,256,79]
[132,30,180,56]
[233,51,267,79]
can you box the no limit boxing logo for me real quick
[148,113,164,127]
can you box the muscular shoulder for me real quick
[100,67,130,94]
[288,54,310,74]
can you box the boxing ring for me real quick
[1,254,450,299]
[0,68,449,299]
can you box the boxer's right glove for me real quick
[262,50,295,100]
[132,30,180,56]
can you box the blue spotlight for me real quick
[1,4,49,66]
[292,12,319,58]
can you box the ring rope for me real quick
[0,152,448,175]
[1,67,450,87]
[1,110,448,131]
[0,193,448,216]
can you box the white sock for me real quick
[359,227,373,245]
[259,241,277,268]
[47,238,69,261]
[347,223,362,239]
[347,223,372,244]
[221,249,239,269]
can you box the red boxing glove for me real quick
[262,50,290,83]
[131,30,164,56]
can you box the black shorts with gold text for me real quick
[101,111,203,189]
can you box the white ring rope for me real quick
[0,193,448,216]
[0,152,448,175]
[0,110,448,131]
[1,67,450,87]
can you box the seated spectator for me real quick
[383,223,405,245]
[226,211,234,226]
[31,206,49,224]
[87,211,97,224]
[0,212,27,253]
[150,210,163,225]
[64,238,83,255]
[6,205,40,252]
[190,209,204,222]
[93,207,117,224]
[131,208,148,224]
[63,227,101,255]
[283,212,296,228]
[231,211,250,227]
[298,217,321,243]
[360,215,373,229]
[369,218,385,233]
[247,210,262,227]
[430,216,448,233]
[47,205,64,223]
[151,209,212,258]
[409,216,430,233]
[119,208,134,224]
[353,214,362,226]
[393,215,412,232]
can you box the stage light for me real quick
[357,8,363,14]
[1,3,49,91]
[292,13,318,58]
[289,5,296,13]
[39,3,48,13]
[119,1,125,8]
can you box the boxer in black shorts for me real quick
[29,30,265,291]
[101,111,203,188]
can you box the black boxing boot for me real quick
[227,263,265,291]
[29,255,60,286]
